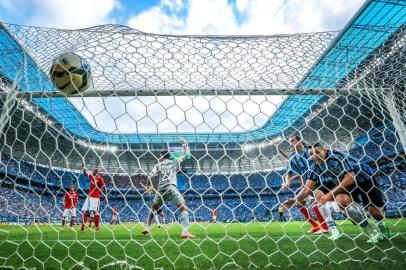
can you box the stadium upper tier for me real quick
[1,0,405,144]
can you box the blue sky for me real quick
[0,0,366,134]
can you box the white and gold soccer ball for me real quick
[49,53,92,94]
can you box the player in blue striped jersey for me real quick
[281,135,334,235]
[297,142,390,243]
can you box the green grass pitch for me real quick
[0,219,405,270]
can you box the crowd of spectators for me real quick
[0,129,405,224]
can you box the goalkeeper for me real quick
[141,178,167,229]
[141,138,195,238]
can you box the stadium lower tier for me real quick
[0,128,405,224]
[1,165,405,224]
[0,127,404,191]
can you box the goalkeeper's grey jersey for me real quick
[151,159,178,189]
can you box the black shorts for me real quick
[315,178,385,208]
[315,181,338,194]
[348,178,386,208]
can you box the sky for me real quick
[0,0,364,34]
[0,0,366,135]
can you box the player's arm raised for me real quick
[176,138,188,163]
[97,175,108,203]
[101,184,108,203]
[82,163,89,177]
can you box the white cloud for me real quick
[128,0,364,35]
[127,5,185,34]
[4,0,366,135]
[129,0,238,35]
[124,0,366,134]
[162,0,184,12]
[3,0,120,29]
[184,0,237,34]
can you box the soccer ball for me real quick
[49,53,92,94]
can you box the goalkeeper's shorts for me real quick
[154,185,185,206]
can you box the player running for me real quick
[297,143,390,243]
[61,185,79,229]
[111,207,119,225]
[81,164,108,233]
[281,135,333,235]
[211,208,218,223]
[141,139,194,238]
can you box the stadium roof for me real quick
[1,0,405,144]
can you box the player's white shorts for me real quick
[112,215,118,221]
[82,197,100,212]
[212,215,217,221]
[62,208,76,218]
[325,201,341,213]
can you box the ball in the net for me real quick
[50,53,92,94]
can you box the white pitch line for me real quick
[2,233,405,243]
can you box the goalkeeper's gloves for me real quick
[179,138,187,146]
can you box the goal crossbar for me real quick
[0,88,391,98]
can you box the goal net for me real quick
[0,15,405,270]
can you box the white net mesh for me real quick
[0,13,406,270]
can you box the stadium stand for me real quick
[1,127,405,224]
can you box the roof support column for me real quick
[384,90,406,152]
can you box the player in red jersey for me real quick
[211,208,217,223]
[81,163,108,233]
[61,185,79,229]
[111,207,119,225]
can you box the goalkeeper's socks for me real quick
[299,207,318,228]
[147,210,155,227]
[180,210,190,234]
